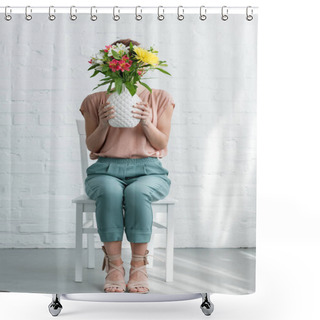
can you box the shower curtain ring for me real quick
[113,6,120,21]
[135,6,142,21]
[221,6,228,21]
[157,6,165,21]
[246,6,254,21]
[4,6,12,21]
[48,6,56,21]
[200,5,207,21]
[177,6,184,21]
[90,6,98,21]
[25,6,32,21]
[70,6,77,21]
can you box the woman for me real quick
[79,39,175,294]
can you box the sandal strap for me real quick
[126,266,149,292]
[105,278,126,286]
[127,261,149,291]
[101,246,124,275]
[131,249,149,265]
[129,264,148,278]
[101,246,126,292]
[104,277,126,288]
[127,266,149,292]
[127,250,150,293]
[102,258,123,272]
[102,245,122,261]
[132,249,166,263]
[104,278,126,292]
[129,249,150,276]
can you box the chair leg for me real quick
[75,203,83,282]
[166,204,174,282]
[147,226,155,269]
[87,212,95,269]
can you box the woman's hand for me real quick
[98,102,115,128]
[132,102,152,127]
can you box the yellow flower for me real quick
[134,47,159,66]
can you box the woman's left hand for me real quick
[132,102,152,127]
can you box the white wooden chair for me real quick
[72,119,177,283]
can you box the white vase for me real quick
[107,84,141,128]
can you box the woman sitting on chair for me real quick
[79,38,175,294]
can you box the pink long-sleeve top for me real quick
[79,88,175,159]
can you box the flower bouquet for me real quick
[87,41,171,128]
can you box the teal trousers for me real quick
[84,156,171,243]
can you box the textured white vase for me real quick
[107,84,141,128]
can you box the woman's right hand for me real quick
[98,102,115,128]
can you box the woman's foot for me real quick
[126,250,150,293]
[101,246,126,293]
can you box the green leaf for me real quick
[90,69,100,78]
[154,68,172,76]
[132,73,140,83]
[102,64,110,72]
[100,78,113,83]
[111,49,120,59]
[107,81,113,94]
[88,63,99,71]
[139,81,152,93]
[100,80,112,86]
[125,82,136,96]
[138,77,156,80]
[115,78,123,94]
[92,83,106,91]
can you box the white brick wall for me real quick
[0,13,257,249]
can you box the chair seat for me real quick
[72,193,177,205]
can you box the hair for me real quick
[111,38,141,47]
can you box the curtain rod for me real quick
[0,6,259,14]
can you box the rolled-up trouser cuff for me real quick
[98,228,124,242]
[125,230,151,243]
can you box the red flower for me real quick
[118,59,132,72]
[104,45,113,53]
[122,55,129,61]
[109,59,120,72]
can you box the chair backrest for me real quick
[76,119,92,187]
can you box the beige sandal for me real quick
[126,249,150,294]
[101,246,126,293]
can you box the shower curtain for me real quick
[0,7,258,296]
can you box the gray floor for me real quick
[0,248,255,294]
